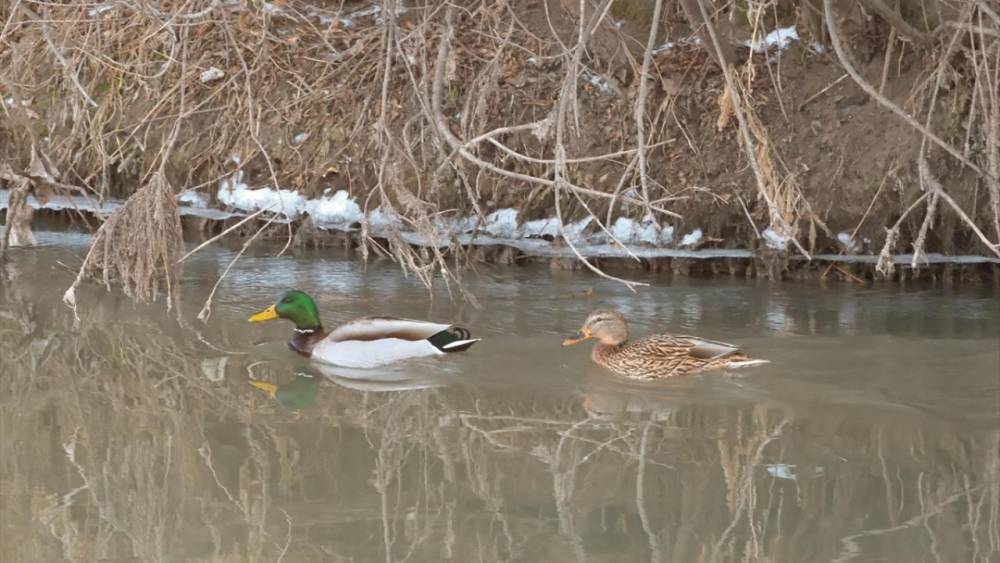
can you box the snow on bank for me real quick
[761,227,788,250]
[679,229,703,247]
[656,25,800,55]
[178,190,208,208]
[837,231,860,253]
[744,26,799,53]
[306,189,364,228]
[582,71,618,96]
[483,209,520,238]
[607,216,674,246]
[4,187,999,266]
[0,189,237,221]
[217,170,307,217]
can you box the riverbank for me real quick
[5,193,998,285]
[2,0,999,291]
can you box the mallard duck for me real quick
[249,290,479,368]
[562,309,767,379]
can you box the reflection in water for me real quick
[1,236,998,562]
[250,372,322,410]
[247,364,452,411]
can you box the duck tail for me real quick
[428,327,481,353]
[725,358,770,369]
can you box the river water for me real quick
[1,230,998,562]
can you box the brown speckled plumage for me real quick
[591,334,751,379]
[564,308,764,379]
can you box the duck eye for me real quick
[282,297,293,304]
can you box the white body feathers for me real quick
[312,337,443,368]
[310,317,479,368]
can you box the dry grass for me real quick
[63,170,183,320]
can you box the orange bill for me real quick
[562,327,592,347]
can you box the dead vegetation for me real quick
[1,0,999,308]
[63,171,183,322]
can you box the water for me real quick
[2,230,998,562]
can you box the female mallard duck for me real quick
[249,290,479,368]
[562,309,767,379]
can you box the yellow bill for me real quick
[249,380,279,399]
[561,327,592,347]
[248,305,279,323]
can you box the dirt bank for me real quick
[2,0,999,291]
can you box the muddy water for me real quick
[1,230,998,563]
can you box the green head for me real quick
[248,290,322,330]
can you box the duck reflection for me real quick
[313,363,453,392]
[247,362,453,410]
[249,371,322,410]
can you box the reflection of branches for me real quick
[832,484,983,563]
[636,422,663,563]
[4,291,1000,561]
[711,415,791,563]
[552,418,591,563]
[458,413,669,469]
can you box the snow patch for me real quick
[200,67,225,83]
[520,216,593,241]
[762,227,789,250]
[87,3,114,17]
[837,231,859,253]
[217,171,306,217]
[483,208,520,238]
[653,35,702,53]
[563,217,593,241]
[679,228,703,247]
[367,207,402,230]
[582,71,617,96]
[434,214,478,235]
[609,216,674,246]
[305,190,363,228]
[178,190,208,208]
[521,217,561,238]
[340,4,383,27]
[7,185,1000,266]
[262,2,285,16]
[745,26,799,53]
